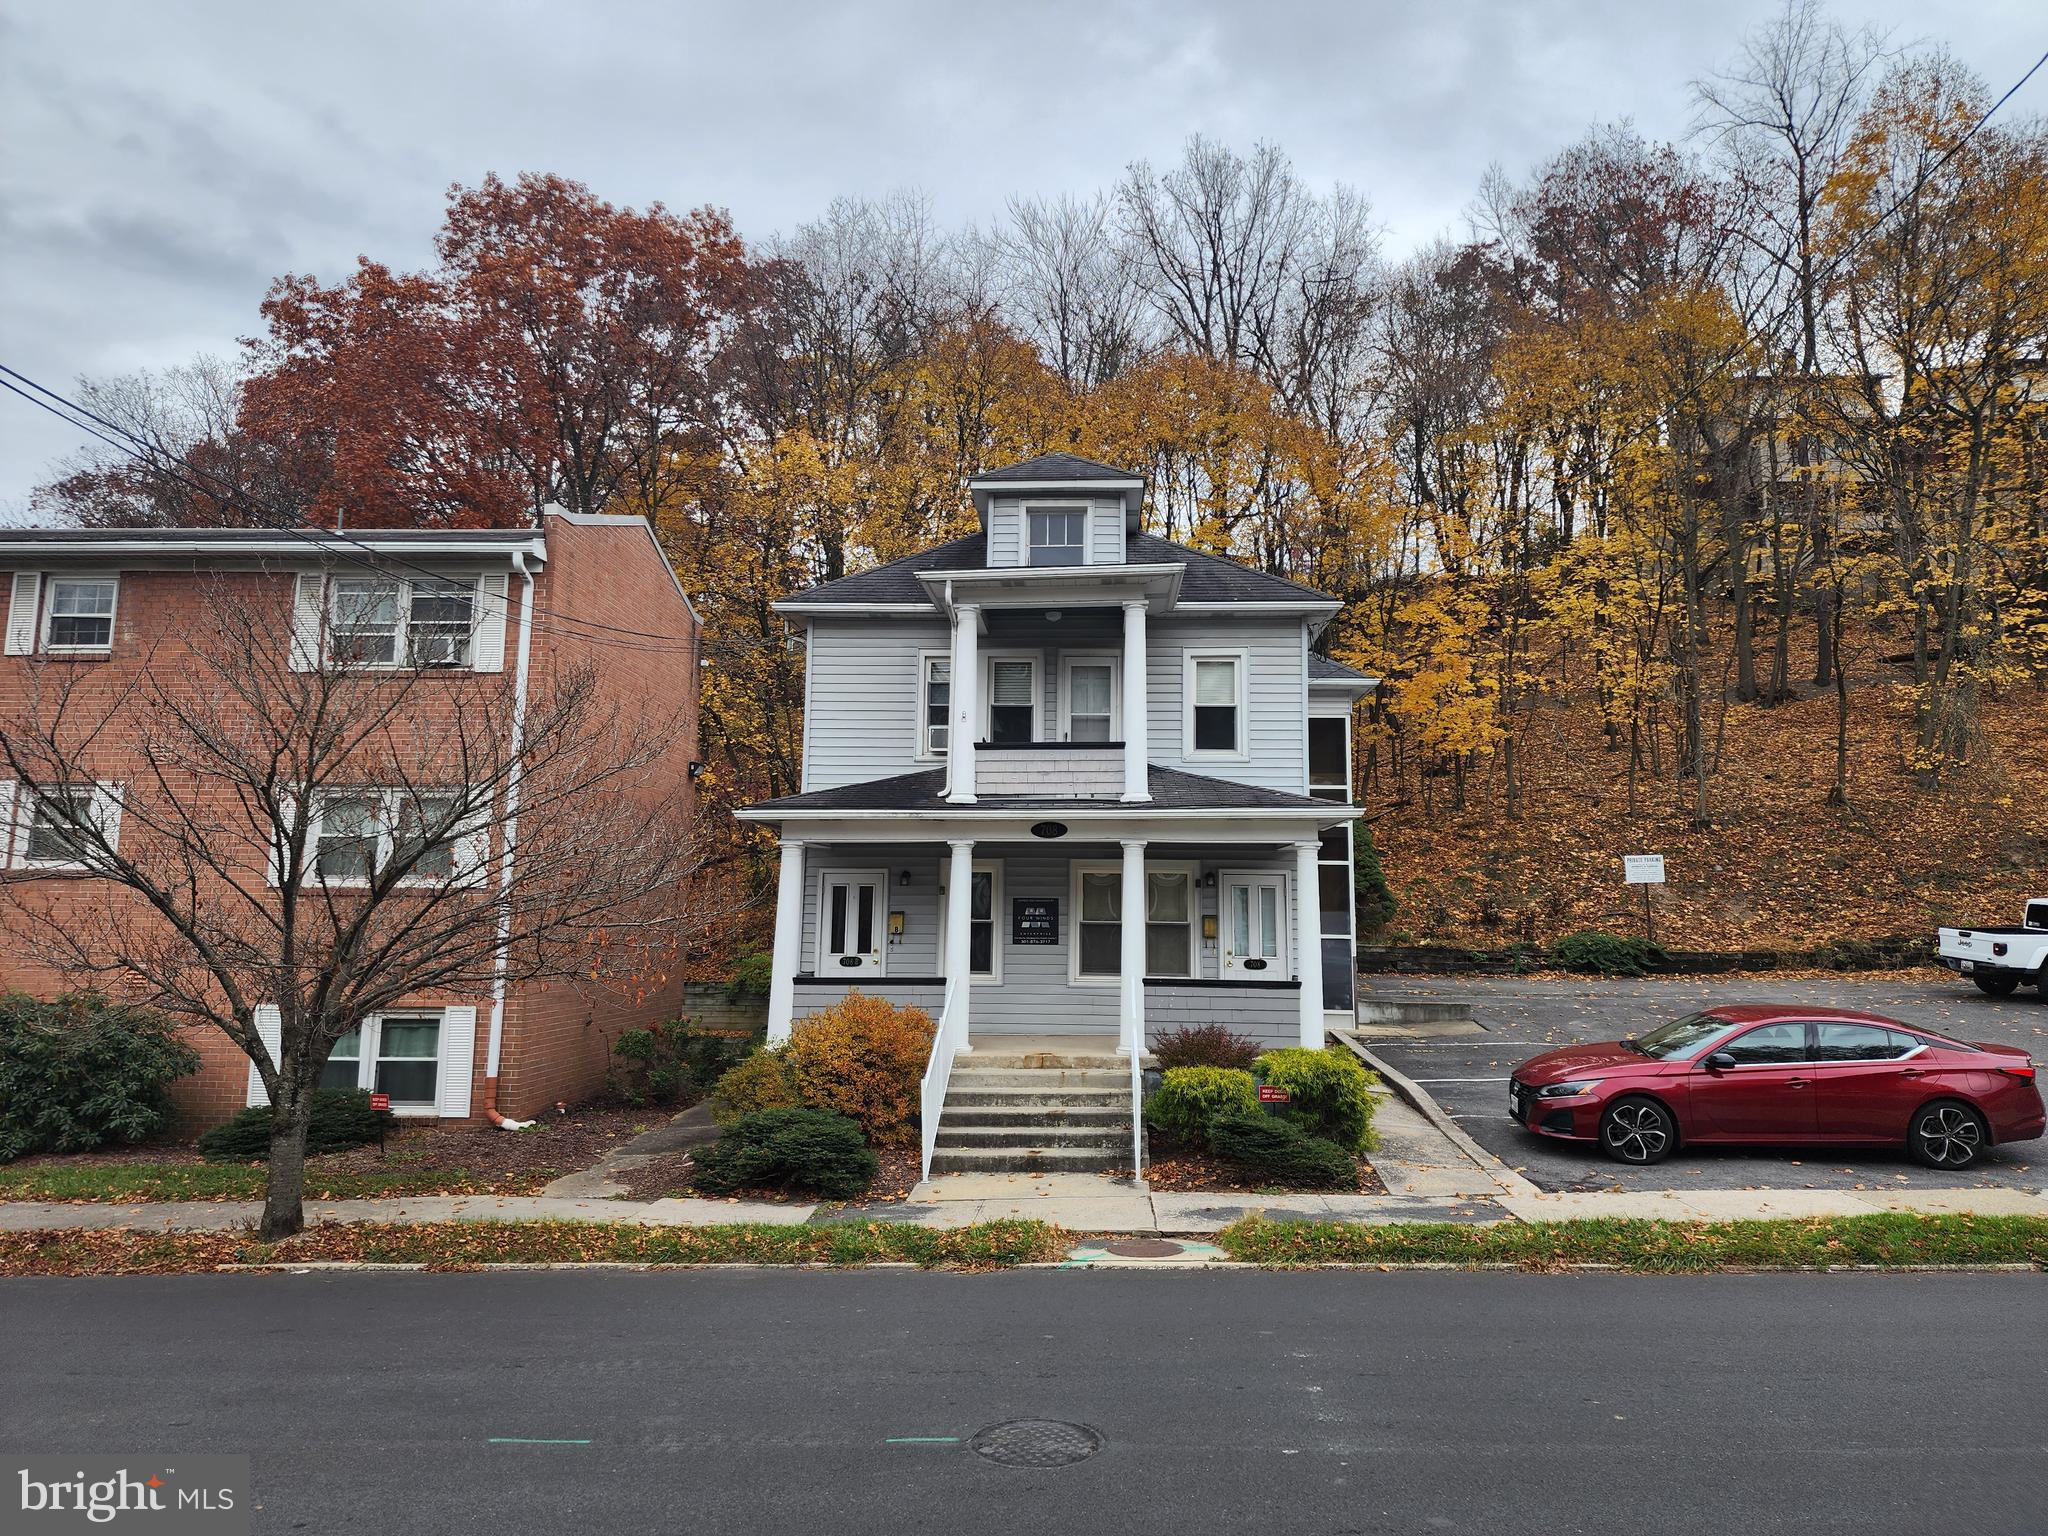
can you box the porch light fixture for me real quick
[1044,609,1062,622]
[1030,821,1068,839]
[898,869,912,886]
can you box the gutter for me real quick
[482,548,538,1130]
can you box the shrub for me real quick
[0,993,201,1162]
[690,1107,878,1199]
[1151,1025,1260,1071]
[1207,1112,1357,1189]
[1146,1066,1260,1147]
[785,992,935,1147]
[709,1048,802,1126]
[195,1089,397,1163]
[1253,1046,1379,1152]
[1551,931,1661,977]
[609,1021,753,1107]
[1353,824,1397,937]
[724,952,776,1002]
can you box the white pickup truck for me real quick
[1939,899,2048,998]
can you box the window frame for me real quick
[1068,859,1200,986]
[324,575,481,670]
[302,787,482,890]
[1057,652,1121,744]
[980,650,1043,746]
[319,1011,446,1117]
[937,859,1005,984]
[1182,649,1250,761]
[913,649,952,761]
[40,573,120,654]
[10,781,122,871]
[1023,501,1090,567]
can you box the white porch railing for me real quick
[1129,1039,1145,1181]
[919,974,967,1182]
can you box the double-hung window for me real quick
[939,861,1003,981]
[986,656,1038,745]
[918,654,950,758]
[1060,655,1117,742]
[14,783,121,869]
[308,788,472,886]
[329,578,475,668]
[1027,507,1086,566]
[1185,652,1247,758]
[321,1013,442,1109]
[1309,711,1356,1009]
[44,578,117,651]
[1072,863,1197,981]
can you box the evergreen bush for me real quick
[195,1089,396,1163]
[1145,1066,1260,1146]
[0,993,200,1161]
[1551,931,1661,977]
[1353,825,1397,937]
[1253,1046,1380,1152]
[690,1107,878,1199]
[724,952,776,1002]
[609,1021,753,1107]
[1207,1112,1357,1188]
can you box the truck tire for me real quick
[1973,974,2019,997]
[2037,972,2048,1002]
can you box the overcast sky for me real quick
[2,0,2041,515]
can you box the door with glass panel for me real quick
[820,872,885,975]
[1220,873,1288,979]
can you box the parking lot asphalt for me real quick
[1357,973,2048,1195]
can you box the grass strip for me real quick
[0,1164,556,1203]
[1215,1213,2048,1270]
[0,1218,1066,1276]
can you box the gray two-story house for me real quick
[739,454,1370,1135]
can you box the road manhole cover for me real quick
[969,1419,1103,1468]
[1102,1239,1184,1258]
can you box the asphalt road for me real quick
[1360,975,2048,1194]
[4,1269,2045,1535]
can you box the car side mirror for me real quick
[1703,1051,1736,1071]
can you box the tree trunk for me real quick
[1827,582,1851,808]
[259,1075,317,1242]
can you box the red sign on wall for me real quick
[1256,1086,1289,1104]
[369,1093,391,1112]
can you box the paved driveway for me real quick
[1358,974,2048,1194]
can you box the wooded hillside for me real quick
[25,2,2047,957]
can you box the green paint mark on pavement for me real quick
[884,1436,960,1444]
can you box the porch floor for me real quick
[963,1033,1123,1060]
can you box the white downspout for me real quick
[483,549,537,1129]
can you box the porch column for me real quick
[1119,837,1147,1055]
[946,602,980,804]
[945,837,976,1053]
[1120,600,1149,802]
[767,836,805,1045]
[1293,838,1325,1046]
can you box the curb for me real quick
[1330,1031,1543,1200]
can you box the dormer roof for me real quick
[967,452,1147,528]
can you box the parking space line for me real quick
[1407,1076,1513,1083]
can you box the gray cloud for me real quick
[2,0,2040,512]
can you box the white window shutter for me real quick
[437,1005,477,1118]
[5,571,41,655]
[287,573,326,672]
[471,573,509,672]
[91,782,123,856]
[246,1003,283,1107]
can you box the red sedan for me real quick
[1509,1005,2044,1167]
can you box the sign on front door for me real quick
[1012,897,1058,945]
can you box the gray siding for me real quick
[803,617,950,790]
[790,845,1305,1039]
[1090,504,1126,565]
[1147,614,1309,792]
[792,981,946,1023]
[985,496,1126,569]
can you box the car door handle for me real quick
[1786,1078,1809,1088]
[1899,1068,1923,1079]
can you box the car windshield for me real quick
[1629,1013,1745,1060]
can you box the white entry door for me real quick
[1220,873,1288,980]
[820,872,885,976]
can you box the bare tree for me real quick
[0,574,710,1238]
[992,193,1150,388]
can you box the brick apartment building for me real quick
[0,508,699,1129]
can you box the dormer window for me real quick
[1027,507,1086,567]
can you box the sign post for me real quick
[1623,854,1666,946]
[369,1092,391,1154]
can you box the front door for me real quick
[1220,873,1287,980]
[1688,1020,1818,1140]
[820,872,884,976]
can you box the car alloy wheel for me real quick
[1600,1097,1674,1166]
[1911,1102,1985,1168]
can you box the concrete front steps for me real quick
[930,1046,1142,1175]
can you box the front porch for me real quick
[764,830,1344,1054]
